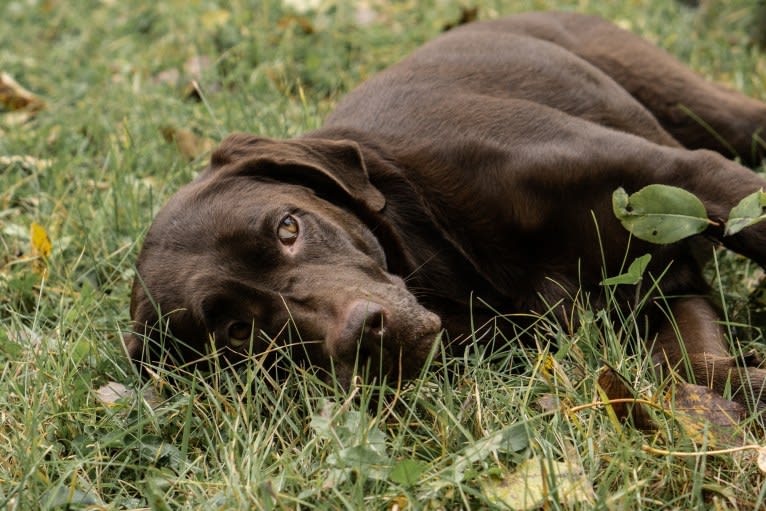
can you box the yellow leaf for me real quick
[200,9,230,30]
[666,383,745,448]
[387,494,408,511]
[0,155,52,172]
[30,222,52,259]
[482,457,595,510]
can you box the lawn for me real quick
[1,0,766,509]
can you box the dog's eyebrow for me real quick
[245,206,299,231]
[193,281,275,322]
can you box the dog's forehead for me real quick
[153,178,318,243]
[134,180,292,316]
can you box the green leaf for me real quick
[389,459,428,486]
[70,338,92,364]
[334,443,389,466]
[450,424,529,483]
[725,190,766,236]
[612,185,709,244]
[41,486,103,510]
[600,254,652,286]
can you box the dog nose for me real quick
[334,300,388,361]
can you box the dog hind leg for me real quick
[650,296,766,409]
[500,12,766,162]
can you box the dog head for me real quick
[127,134,442,385]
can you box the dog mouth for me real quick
[327,304,443,386]
[367,329,442,379]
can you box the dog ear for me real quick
[205,133,386,212]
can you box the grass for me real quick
[1,0,766,509]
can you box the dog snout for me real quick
[333,300,388,361]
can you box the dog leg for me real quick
[560,14,766,162]
[651,296,766,408]
[501,12,766,162]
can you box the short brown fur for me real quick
[129,12,766,405]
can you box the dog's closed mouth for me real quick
[327,299,442,381]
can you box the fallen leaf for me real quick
[354,1,378,27]
[614,19,634,31]
[450,425,529,483]
[0,155,52,172]
[30,222,51,259]
[96,381,134,406]
[282,0,321,14]
[277,15,315,34]
[96,381,162,409]
[666,382,745,448]
[757,447,766,473]
[540,353,573,390]
[388,494,408,511]
[153,68,180,87]
[482,456,595,510]
[200,9,230,30]
[184,55,213,81]
[596,366,655,430]
[443,6,479,31]
[41,486,103,509]
[1,110,33,126]
[536,393,560,413]
[0,72,45,112]
[159,126,215,161]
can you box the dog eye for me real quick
[277,214,299,245]
[227,321,253,347]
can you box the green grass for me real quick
[1,0,766,509]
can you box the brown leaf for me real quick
[0,72,45,112]
[536,393,560,413]
[443,6,479,32]
[153,68,181,87]
[159,126,215,161]
[277,15,314,34]
[596,366,655,429]
[665,383,745,448]
[184,56,213,81]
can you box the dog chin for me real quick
[331,327,443,390]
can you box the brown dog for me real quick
[128,12,766,404]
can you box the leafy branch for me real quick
[612,184,766,244]
[603,185,766,286]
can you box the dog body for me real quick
[130,12,766,401]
